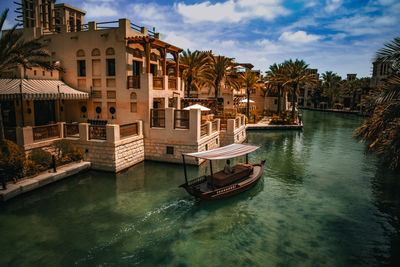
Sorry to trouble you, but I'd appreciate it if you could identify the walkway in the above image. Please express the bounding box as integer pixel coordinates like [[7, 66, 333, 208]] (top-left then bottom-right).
[[0, 161, 91, 201]]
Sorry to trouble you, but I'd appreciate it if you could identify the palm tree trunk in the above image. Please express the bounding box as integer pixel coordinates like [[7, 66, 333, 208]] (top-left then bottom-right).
[[291, 83, 298, 119], [277, 86, 281, 114]]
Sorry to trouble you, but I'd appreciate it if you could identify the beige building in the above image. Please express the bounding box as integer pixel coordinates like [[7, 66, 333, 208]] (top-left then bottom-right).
[[1, 0, 247, 171]]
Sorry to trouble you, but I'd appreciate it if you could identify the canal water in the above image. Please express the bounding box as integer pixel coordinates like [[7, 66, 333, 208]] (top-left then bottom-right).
[[1, 110, 400, 266]]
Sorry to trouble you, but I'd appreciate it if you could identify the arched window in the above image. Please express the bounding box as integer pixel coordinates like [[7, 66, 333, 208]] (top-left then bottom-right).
[[130, 92, 137, 113], [106, 47, 115, 55], [76, 49, 85, 57], [91, 48, 101, 56]]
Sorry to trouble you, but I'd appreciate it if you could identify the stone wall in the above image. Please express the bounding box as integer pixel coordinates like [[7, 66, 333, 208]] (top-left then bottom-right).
[[145, 132, 220, 165]]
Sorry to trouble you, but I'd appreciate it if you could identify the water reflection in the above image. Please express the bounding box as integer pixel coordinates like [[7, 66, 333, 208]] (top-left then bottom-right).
[[371, 165, 400, 266]]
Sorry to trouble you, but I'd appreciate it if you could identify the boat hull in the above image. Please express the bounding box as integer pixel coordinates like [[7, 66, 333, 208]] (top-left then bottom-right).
[[180, 160, 265, 201]]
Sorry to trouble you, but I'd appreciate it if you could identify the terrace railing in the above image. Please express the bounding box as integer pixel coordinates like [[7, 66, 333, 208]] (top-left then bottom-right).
[[211, 120, 218, 132], [127, 75, 140, 89], [33, 124, 60, 141], [150, 109, 165, 128], [168, 77, 177, 90], [89, 125, 106, 140], [153, 76, 164, 90], [64, 123, 79, 137], [235, 117, 241, 129], [200, 123, 208, 138], [174, 110, 189, 129], [120, 122, 138, 139]]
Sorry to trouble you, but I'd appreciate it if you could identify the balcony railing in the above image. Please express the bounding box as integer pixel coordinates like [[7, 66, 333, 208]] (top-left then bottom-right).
[[153, 76, 164, 90], [235, 117, 241, 129], [174, 110, 189, 129], [168, 77, 177, 90], [33, 124, 60, 141], [200, 123, 208, 137], [211, 120, 218, 132], [120, 122, 138, 139], [150, 109, 165, 128], [127, 75, 140, 89], [64, 123, 79, 137], [89, 125, 106, 140]]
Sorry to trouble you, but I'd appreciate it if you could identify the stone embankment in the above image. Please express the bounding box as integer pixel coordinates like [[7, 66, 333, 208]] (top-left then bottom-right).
[[246, 117, 303, 130], [0, 161, 91, 202]]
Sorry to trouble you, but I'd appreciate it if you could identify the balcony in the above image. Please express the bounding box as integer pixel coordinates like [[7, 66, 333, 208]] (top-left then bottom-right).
[[127, 75, 140, 89], [168, 77, 177, 90], [153, 76, 164, 90]]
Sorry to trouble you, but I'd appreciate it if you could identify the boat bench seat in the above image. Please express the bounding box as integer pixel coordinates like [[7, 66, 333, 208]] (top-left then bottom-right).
[[207, 165, 252, 187]]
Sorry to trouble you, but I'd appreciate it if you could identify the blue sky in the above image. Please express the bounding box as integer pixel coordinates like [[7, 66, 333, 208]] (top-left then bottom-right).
[[1, 0, 399, 78]]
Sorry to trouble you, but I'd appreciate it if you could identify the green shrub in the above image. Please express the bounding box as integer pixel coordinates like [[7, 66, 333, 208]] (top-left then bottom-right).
[[53, 140, 83, 165], [0, 139, 25, 182], [269, 111, 296, 125], [53, 139, 74, 159], [24, 159, 40, 177], [29, 148, 52, 171]]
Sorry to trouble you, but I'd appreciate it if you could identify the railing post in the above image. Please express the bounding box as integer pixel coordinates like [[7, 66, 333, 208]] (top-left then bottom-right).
[[227, 119, 235, 133], [216, 119, 221, 131], [0, 168, 6, 190], [138, 120, 143, 137], [79, 123, 89, 141], [20, 126, 33, 146], [88, 21, 97, 31], [165, 108, 174, 130], [190, 109, 201, 140], [58, 122, 65, 138], [207, 121, 212, 136], [106, 124, 120, 143]]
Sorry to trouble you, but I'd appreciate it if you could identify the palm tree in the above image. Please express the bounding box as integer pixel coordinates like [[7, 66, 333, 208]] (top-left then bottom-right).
[[283, 59, 318, 118], [204, 55, 235, 99], [355, 37, 400, 170], [179, 49, 210, 97], [321, 71, 342, 108], [0, 9, 57, 139], [266, 63, 288, 114], [238, 71, 260, 118]]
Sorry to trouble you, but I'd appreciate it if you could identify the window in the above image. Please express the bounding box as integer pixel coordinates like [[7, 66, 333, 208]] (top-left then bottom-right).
[[166, 146, 174, 155], [76, 49, 85, 57], [34, 70, 37, 76], [91, 48, 100, 56], [107, 90, 116, 99], [150, 64, 156, 76], [107, 59, 115, 76], [106, 47, 115, 55], [77, 60, 86, 77], [42, 71, 45, 76], [274, 99, 278, 105], [133, 60, 141, 76]]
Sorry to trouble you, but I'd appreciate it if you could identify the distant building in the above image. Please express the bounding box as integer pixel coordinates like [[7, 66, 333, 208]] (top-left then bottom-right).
[[370, 61, 392, 88]]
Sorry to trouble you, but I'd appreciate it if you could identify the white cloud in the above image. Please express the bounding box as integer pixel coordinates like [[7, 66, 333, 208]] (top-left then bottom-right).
[[279, 31, 322, 43], [325, 0, 343, 12], [82, 3, 118, 19], [176, 0, 290, 23]]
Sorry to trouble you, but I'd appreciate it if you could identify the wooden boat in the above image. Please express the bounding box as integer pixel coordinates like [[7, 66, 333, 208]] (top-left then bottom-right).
[[179, 143, 266, 200]]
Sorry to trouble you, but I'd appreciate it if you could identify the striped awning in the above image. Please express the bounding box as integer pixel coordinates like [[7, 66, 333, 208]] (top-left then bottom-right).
[[0, 78, 89, 101], [184, 143, 259, 160]]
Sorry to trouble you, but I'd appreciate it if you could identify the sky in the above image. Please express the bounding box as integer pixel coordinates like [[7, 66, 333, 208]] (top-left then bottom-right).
[[1, 0, 399, 78]]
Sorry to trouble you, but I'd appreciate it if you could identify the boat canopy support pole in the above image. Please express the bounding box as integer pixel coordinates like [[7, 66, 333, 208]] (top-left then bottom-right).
[[209, 160, 214, 189], [246, 154, 249, 164], [182, 154, 188, 185]]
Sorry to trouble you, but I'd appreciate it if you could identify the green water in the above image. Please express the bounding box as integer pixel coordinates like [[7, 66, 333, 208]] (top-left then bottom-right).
[[1, 110, 400, 266]]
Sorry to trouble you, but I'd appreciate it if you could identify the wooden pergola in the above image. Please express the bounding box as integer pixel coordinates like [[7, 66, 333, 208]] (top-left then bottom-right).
[[126, 36, 183, 77]]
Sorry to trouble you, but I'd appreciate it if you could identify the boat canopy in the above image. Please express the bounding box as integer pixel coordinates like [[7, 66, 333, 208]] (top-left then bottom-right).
[[184, 143, 259, 160]]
